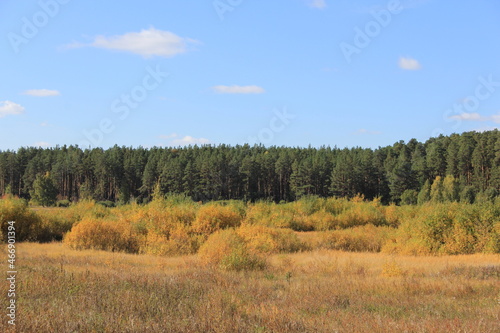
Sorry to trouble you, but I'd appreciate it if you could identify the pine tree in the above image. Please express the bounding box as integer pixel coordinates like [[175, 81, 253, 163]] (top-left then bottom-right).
[[31, 172, 58, 207]]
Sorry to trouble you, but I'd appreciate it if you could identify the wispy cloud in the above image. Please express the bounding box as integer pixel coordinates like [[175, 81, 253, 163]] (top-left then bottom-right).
[[212, 85, 265, 94], [353, 128, 382, 135], [159, 133, 210, 146], [23, 89, 60, 97], [306, 0, 327, 9], [474, 125, 500, 132], [0, 101, 25, 118], [398, 57, 422, 70], [449, 112, 500, 123], [66, 27, 198, 58], [34, 141, 50, 148], [171, 136, 210, 146]]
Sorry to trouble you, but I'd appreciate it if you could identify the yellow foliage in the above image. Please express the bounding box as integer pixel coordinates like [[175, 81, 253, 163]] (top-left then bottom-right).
[[142, 224, 199, 256], [319, 224, 393, 252], [198, 229, 266, 271], [192, 204, 241, 235], [0, 196, 41, 241], [64, 218, 140, 253], [236, 224, 306, 254], [303, 210, 337, 231]]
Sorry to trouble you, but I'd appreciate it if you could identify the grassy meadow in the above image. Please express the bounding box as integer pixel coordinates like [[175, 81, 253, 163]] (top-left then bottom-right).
[[0, 243, 498, 332], [0, 194, 499, 332]]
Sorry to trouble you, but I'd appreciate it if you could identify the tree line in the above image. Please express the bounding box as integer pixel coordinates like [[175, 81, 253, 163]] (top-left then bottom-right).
[[1, 130, 499, 205]]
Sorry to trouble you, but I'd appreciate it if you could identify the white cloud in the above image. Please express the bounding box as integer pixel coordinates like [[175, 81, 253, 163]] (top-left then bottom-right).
[[171, 136, 210, 146], [34, 141, 50, 147], [449, 112, 500, 123], [474, 126, 500, 132], [23, 89, 60, 97], [67, 27, 197, 58], [212, 85, 265, 94], [0, 101, 25, 118], [353, 128, 382, 135], [159, 133, 210, 146], [307, 0, 327, 9], [398, 57, 422, 70]]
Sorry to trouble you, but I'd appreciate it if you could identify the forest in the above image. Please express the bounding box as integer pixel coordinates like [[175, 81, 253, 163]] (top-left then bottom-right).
[[0, 130, 499, 205]]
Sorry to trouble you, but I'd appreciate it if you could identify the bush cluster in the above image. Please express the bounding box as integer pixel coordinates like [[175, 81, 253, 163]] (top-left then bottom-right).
[[2, 195, 499, 264]]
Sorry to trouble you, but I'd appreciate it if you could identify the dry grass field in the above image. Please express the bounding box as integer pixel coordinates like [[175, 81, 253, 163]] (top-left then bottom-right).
[[1, 242, 498, 333]]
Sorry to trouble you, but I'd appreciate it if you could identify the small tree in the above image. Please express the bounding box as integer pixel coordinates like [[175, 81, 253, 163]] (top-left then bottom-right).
[[460, 186, 476, 204], [401, 189, 418, 205], [417, 180, 431, 205], [442, 175, 460, 202], [31, 172, 58, 207], [430, 176, 444, 203]]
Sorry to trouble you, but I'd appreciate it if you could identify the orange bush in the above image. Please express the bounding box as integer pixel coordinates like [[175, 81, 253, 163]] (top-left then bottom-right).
[[319, 224, 394, 252], [142, 224, 200, 256], [64, 218, 140, 253], [236, 224, 306, 254], [191, 204, 241, 235], [198, 229, 266, 271]]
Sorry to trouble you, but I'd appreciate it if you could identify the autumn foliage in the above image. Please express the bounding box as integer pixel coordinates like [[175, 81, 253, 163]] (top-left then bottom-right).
[[1, 195, 499, 269]]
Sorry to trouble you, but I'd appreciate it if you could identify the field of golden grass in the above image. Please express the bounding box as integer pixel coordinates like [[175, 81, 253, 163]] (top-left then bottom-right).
[[1, 242, 498, 332]]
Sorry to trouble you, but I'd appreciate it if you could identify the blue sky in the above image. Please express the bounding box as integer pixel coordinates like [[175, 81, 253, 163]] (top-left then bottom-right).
[[1, 0, 500, 150]]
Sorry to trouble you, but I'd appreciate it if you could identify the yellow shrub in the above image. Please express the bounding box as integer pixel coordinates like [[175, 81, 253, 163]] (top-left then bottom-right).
[[319, 224, 393, 252], [192, 205, 241, 235], [0, 196, 41, 241], [304, 210, 338, 231], [64, 218, 140, 253], [198, 229, 266, 271], [142, 224, 199, 256], [244, 202, 273, 225], [236, 224, 306, 254], [383, 204, 400, 227], [323, 197, 351, 215], [335, 203, 386, 228], [146, 204, 196, 236]]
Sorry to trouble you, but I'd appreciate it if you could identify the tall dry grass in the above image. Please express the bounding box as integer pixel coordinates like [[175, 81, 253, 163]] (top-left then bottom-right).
[[1, 242, 498, 332]]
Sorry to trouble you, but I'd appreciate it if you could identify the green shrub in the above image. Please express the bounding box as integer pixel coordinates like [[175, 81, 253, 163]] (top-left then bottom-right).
[[97, 201, 115, 208], [56, 200, 71, 207]]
